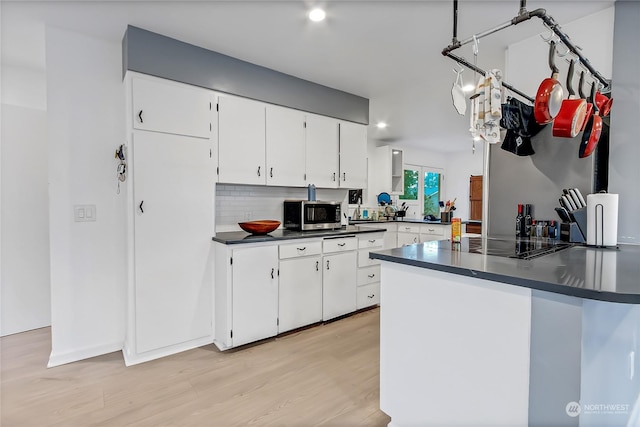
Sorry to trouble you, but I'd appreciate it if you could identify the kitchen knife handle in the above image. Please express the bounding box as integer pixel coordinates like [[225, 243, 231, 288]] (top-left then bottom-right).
[[574, 188, 587, 207]]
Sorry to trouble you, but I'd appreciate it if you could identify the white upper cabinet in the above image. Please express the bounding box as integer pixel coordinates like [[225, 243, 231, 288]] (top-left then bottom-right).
[[131, 74, 213, 139], [339, 121, 367, 189], [265, 105, 306, 187], [305, 114, 339, 188], [218, 95, 266, 185]]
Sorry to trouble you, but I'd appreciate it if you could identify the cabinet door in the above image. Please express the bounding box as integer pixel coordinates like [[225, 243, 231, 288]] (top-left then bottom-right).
[[322, 252, 357, 320], [279, 256, 322, 333], [218, 96, 266, 185], [305, 114, 339, 188], [266, 106, 306, 187], [133, 131, 214, 354], [132, 75, 212, 139], [339, 121, 367, 188], [397, 232, 420, 247], [232, 245, 279, 347]]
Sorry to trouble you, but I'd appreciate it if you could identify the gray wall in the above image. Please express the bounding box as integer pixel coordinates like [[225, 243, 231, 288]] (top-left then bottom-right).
[[488, 127, 594, 237], [609, 1, 640, 245], [122, 26, 369, 125]]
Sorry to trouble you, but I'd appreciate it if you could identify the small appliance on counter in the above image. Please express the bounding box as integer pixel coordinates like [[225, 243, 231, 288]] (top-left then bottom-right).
[[283, 200, 342, 231], [586, 192, 619, 247]]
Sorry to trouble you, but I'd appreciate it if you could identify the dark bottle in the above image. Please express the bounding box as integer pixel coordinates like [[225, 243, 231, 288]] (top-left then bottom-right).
[[524, 204, 533, 237], [516, 204, 524, 237]]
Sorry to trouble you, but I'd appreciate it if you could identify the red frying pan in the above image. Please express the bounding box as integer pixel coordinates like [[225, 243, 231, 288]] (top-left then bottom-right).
[[534, 41, 564, 124], [577, 70, 593, 132], [579, 83, 603, 158], [595, 91, 613, 117], [553, 59, 587, 138]]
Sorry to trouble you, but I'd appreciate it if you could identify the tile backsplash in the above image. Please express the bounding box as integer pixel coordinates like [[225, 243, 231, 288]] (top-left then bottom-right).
[[215, 184, 350, 232]]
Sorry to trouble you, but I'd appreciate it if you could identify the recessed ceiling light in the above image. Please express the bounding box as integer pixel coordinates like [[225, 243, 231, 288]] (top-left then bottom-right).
[[376, 122, 387, 129], [308, 8, 326, 22]]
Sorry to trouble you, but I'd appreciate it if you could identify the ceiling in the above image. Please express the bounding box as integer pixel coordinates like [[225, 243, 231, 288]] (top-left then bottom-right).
[[1, 0, 614, 152]]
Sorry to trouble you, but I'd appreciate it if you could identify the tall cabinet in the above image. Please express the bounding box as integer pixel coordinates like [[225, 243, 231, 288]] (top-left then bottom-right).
[[124, 72, 216, 365]]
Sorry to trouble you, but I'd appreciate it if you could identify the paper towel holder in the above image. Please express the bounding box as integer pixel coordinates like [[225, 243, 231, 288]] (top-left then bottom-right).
[[585, 191, 620, 249]]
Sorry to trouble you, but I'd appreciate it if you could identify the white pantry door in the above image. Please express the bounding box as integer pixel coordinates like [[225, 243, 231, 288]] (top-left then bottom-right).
[[133, 131, 214, 354]]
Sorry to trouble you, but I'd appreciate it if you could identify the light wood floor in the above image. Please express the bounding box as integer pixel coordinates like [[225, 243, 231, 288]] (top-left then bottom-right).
[[1, 307, 390, 426]]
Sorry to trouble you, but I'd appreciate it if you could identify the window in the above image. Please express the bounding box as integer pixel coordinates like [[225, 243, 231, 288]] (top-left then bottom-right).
[[400, 165, 443, 217]]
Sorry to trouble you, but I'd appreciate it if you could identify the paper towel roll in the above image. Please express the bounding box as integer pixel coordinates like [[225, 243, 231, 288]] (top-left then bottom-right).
[[586, 193, 619, 246]]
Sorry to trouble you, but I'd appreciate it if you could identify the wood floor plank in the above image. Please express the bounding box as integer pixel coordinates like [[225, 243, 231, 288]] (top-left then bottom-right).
[[1, 307, 389, 426]]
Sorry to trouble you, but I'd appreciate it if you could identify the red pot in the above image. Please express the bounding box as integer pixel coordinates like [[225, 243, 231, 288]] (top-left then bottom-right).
[[594, 91, 613, 117], [579, 83, 603, 158], [553, 60, 588, 138], [534, 42, 564, 124]]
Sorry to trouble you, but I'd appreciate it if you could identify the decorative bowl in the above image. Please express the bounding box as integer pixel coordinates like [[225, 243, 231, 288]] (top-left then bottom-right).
[[238, 220, 281, 235]]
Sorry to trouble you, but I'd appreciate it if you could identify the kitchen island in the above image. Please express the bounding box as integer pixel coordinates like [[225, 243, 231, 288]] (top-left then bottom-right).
[[370, 238, 640, 427]]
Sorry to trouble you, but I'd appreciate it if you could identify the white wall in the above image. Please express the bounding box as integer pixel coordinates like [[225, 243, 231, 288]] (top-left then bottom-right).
[[46, 27, 127, 366], [367, 140, 483, 221], [1, 104, 51, 336], [1, 59, 51, 336]]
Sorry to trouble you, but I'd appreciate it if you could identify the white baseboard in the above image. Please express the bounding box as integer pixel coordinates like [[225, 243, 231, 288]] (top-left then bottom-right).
[[122, 335, 214, 366], [48, 341, 123, 368]]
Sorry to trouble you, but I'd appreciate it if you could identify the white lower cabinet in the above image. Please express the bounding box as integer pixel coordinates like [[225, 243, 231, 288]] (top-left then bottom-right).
[[322, 236, 357, 321], [357, 233, 383, 309], [278, 241, 323, 333], [214, 244, 279, 350]]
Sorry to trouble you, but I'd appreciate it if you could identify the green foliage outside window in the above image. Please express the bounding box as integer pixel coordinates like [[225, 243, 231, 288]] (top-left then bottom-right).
[[423, 172, 441, 217], [399, 169, 418, 200]]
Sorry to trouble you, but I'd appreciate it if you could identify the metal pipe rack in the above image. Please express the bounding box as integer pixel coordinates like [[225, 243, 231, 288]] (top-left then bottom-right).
[[442, 0, 612, 102]]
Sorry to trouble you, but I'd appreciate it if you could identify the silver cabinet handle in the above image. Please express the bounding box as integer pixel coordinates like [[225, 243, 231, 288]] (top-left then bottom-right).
[[368, 239, 376, 243], [367, 274, 376, 278], [257, 166, 261, 177], [338, 243, 346, 247], [428, 228, 435, 232]]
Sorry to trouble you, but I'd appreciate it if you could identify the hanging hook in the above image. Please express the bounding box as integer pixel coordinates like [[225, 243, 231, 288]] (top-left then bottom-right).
[[472, 34, 479, 56]]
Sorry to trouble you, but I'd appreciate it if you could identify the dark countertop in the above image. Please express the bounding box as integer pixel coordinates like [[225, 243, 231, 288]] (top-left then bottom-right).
[[212, 225, 386, 245], [350, 219, 451, 225], [369, 237, 640, 304]]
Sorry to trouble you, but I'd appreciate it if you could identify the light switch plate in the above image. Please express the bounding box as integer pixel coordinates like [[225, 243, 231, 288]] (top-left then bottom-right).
[[74, 204, 96, 222]]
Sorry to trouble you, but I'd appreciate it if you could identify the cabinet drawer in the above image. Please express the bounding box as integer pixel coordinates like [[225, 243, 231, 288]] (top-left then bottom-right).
[[357, 283, 380, 309], [358, 249, 381, 267], [279, 241, 322, 259], [398, 224, 421, 233], [323, 236, 357, 253], [421, 224, 445, 237], [357, 266, 380, 286], [358, 233, 384, 249]]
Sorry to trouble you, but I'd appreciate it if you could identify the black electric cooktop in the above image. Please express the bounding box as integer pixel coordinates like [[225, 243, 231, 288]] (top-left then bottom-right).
[[467, 237, 573, 260]]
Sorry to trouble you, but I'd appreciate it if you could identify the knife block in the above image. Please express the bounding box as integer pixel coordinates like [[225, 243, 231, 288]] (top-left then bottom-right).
[[569, 207, 588, 241], [560, 222, 585, 243]]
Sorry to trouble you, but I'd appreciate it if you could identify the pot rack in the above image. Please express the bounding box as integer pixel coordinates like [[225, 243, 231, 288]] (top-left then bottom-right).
[[442, 0, 612, 103]]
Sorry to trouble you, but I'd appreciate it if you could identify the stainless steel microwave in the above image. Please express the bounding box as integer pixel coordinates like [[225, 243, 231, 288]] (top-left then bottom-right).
[[283, 200, 342, 231]]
